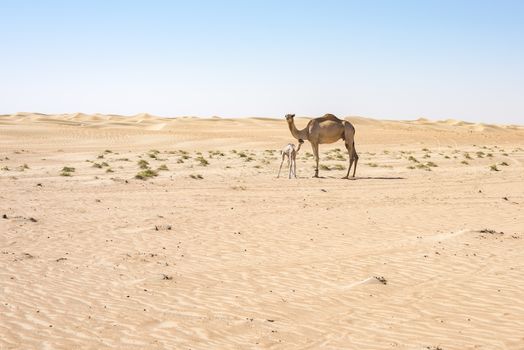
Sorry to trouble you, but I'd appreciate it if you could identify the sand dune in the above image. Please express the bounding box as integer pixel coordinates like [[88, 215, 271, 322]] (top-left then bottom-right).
[[1, 113, 523, 349]]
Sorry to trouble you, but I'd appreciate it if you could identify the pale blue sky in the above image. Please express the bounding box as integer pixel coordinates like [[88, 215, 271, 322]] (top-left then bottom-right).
[[1, 0, 523, 124]]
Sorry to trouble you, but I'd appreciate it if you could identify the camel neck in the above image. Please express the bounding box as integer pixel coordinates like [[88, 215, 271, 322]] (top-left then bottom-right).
[[288, 120, 308, 140]]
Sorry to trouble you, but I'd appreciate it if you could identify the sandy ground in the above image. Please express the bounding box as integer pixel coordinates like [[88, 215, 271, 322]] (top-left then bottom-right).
[[1, 112, 523, 350]]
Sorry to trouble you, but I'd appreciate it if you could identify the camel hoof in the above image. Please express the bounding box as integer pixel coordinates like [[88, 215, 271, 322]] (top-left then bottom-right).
[[342, 176, 349, 179]]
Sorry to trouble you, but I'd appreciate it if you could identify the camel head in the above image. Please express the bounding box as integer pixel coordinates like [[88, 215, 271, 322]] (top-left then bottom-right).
[[285, 114, 295, 123]]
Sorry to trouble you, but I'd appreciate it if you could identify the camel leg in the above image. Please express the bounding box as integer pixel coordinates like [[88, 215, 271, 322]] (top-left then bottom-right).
[[343, 123, 357, 179], [352, 144, 359, 177], [344, 141, 358, 178], [277, 154, 285, 178], [343, 141, 353, 179], [293, 157, 297, 178], [311, 142, 320, 178], [288, 155, 293, 179]]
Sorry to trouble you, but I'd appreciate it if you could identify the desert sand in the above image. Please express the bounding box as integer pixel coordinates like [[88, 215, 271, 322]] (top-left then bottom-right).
[[1, 112, 523, 349]]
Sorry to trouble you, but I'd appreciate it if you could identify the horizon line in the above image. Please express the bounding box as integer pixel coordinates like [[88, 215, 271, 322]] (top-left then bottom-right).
[[2, 111, 523, 127]]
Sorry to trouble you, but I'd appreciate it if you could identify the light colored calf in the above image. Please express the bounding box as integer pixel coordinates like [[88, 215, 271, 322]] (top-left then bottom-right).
[[277, 140, 303, 179]]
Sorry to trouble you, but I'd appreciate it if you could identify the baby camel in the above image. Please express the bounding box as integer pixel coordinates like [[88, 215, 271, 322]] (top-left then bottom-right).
[[277, 140, 303, 179]]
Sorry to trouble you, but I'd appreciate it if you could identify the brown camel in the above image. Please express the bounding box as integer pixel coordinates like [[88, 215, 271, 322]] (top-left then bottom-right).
[[285, 113, 358, 178]]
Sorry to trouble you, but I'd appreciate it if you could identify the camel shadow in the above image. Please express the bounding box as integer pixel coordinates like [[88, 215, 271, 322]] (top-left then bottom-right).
[[297, 176, 405, 180], [347, 176, 405, 180]]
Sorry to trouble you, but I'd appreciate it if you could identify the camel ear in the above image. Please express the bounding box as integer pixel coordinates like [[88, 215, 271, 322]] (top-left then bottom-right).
[[291, 114, 295, 118]]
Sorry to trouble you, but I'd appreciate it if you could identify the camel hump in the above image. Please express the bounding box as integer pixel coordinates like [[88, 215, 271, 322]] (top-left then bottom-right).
[[320, 113, 341, 122]]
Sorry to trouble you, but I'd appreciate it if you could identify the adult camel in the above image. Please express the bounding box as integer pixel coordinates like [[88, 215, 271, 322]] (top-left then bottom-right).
[[285, 113, 358, 178]]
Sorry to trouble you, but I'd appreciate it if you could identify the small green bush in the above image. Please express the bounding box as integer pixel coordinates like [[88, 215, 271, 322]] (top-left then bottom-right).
[[196, 156, 209, 166], [138, 160, 149, 169], [135, 169, 158, 180]]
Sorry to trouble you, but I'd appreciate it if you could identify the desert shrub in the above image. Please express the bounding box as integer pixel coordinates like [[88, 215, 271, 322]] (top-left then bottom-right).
[[60, 166, 75, 176], [196, 156, 209, 166], [209, 150, 225, 157], [138, 160, 149, 169], [135, 169, 158, 179], [330, 164, 345, 170], [326, 153, 345, 161]]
